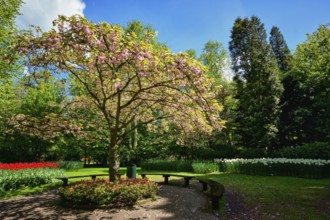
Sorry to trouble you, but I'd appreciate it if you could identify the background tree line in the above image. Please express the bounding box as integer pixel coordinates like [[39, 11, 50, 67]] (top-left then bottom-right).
[[0, 0, 329, 163]]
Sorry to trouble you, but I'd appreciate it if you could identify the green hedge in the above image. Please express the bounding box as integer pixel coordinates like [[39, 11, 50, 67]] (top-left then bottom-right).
[[140, 159, 219, 174], [272, 142, 330, 160], [57, 161, 84, 170]]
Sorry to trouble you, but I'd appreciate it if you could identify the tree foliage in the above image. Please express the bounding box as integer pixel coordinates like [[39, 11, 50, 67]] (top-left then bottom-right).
[[281, 24, 330, 145], [229, 16, 282, 149], [269, 26, 293, 72], [0, 0, 22, 78], [14, 15, 223, 180]]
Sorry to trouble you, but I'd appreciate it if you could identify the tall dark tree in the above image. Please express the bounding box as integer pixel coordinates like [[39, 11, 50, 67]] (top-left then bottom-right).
[[229, 16, 283, 149], [269, 26, 296, 146], [269, 26, 292, 72]]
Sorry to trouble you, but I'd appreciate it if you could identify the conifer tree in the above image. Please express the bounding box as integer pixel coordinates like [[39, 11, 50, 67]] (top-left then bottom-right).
[[270, 26, 292, 72], [229, 16, 282, 149], [269, 26, 295, 146]]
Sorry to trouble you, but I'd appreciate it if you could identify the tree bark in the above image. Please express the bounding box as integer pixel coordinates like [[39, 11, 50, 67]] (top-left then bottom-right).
[[109, 133, 120, 181], [133, 120, 138, 150]]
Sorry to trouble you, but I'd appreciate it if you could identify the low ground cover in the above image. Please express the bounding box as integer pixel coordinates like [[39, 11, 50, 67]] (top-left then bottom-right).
[[59, 178, 158, 207]]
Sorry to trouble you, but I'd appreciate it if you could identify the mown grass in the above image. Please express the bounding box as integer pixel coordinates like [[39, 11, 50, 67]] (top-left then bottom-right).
[[204, 173, 330, 220], [1, 167, 329, 220]]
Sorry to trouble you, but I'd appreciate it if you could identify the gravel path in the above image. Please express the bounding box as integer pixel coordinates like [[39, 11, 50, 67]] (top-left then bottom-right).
[[0, 181, 262, 220]]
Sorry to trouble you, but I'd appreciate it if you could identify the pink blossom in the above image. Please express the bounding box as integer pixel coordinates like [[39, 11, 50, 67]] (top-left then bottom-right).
[[138, 71, 149, 77], [200, 87, 207, 94], [144, 52, 152, 59], [210, 116, 216, 122], [121, 49, 130, 59], [98, 55, 107, 62], [194, 81, 201, 86], [53, 37, 60, 43], [84, 26, 92, 35], [136, 54, 144, 61], [114, 82, 121, 89], [191, 67, 201, 75], [95, 40, 102, 46]]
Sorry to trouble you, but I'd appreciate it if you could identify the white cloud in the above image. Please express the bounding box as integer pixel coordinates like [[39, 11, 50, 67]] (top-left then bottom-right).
[[15, 0, 85, 31]]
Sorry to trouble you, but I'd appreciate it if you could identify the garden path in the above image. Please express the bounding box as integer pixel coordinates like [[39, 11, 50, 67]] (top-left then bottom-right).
[[0, 180, 262, 220]]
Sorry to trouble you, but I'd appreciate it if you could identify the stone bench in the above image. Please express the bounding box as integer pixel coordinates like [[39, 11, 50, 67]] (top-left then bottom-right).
[[196, 178, 225, 210], [57, 173, 122, 187], [140, 173, 195, 187]]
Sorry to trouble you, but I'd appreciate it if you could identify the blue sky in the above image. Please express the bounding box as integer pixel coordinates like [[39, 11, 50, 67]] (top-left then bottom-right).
[[16, 0, 330, 56], [82, 0, 330, 56]]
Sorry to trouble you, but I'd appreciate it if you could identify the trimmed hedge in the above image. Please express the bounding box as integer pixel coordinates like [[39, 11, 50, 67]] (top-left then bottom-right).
[[140, 159, 219, 174]]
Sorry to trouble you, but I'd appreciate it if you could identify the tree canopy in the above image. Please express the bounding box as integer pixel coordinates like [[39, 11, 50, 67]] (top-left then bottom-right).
[[14, 15, 223, 180]]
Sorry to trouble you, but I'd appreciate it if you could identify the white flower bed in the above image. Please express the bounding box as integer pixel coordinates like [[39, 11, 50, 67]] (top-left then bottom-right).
[[214, 158, 330, 179]]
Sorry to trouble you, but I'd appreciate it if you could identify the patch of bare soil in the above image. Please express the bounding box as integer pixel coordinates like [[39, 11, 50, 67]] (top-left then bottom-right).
[[0, 180, 264, 220]]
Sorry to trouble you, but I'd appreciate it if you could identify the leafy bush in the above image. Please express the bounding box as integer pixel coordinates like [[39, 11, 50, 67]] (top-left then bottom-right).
[[58, 161, 84, 170], [141, 159, 219, 174], [59, 178, 158, 207], [236, 147, 266, 159], [215, 158, 330, 179], [272, 142, 330, 160], [191, 161, 219, 174], [140, 159, 194, 172], [0, 168, 65, 191]]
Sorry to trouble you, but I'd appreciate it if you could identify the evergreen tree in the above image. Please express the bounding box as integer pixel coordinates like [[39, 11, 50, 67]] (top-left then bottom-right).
[[229, 16, 283, 149], [270, 26, 293, 72], [269, 26, 296, 146]]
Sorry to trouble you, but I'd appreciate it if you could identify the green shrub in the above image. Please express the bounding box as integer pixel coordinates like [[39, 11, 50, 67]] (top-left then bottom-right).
[[273, 142, 330, 160], [59, 178, 158, 207], [140, 159, 194, 172], [0, 168, 64, 191], [141, 159, 219, 174], [192, 161, 219, 174], [58, 161, 84, 170], [236, 147, 266, 159]]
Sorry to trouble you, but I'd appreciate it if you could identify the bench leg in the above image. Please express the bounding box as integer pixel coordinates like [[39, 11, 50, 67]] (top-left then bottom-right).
[[91, 175, 96, 180], [211, 196, 220, 210], [163, 175, 169, 184], [184, 177, 190, 187], [202, 182, 208, 191], [141, 174, 146, 179], [62, 178, 68, 187]]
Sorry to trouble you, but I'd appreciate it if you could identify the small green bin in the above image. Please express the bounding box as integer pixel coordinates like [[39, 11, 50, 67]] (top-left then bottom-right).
[[126, 163, 136, 178]]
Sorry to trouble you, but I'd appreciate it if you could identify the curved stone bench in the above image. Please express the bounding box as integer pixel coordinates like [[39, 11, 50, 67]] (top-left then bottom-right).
[[140, 173, 225, 210], [57, 173, 122, 187], [196, 178, 225, 210], [140, 173, 195, 187]]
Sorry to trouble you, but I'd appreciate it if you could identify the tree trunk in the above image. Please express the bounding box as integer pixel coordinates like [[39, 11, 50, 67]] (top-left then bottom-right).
[[109, 133, 120, 181], [133, 120, 138, 150], [128, 122, 132, 149]]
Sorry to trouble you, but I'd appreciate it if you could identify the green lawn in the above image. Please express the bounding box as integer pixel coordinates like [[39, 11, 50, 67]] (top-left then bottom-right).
[[1, 168, 329, 219], [205, 173, 330, 220]]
